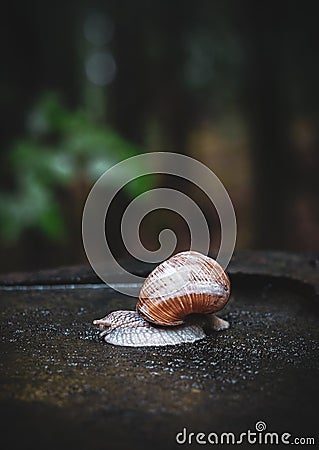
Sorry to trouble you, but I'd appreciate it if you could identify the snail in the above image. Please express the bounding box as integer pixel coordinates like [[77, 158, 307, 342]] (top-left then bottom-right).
[[93, 251, 231, 347]]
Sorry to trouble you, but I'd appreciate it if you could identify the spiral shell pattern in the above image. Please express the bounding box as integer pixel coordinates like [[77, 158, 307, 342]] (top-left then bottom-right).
[[137, 251, 230, 326]]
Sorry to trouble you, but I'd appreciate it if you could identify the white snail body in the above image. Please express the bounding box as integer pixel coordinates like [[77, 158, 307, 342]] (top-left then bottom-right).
[[93, 251, 231, 347]]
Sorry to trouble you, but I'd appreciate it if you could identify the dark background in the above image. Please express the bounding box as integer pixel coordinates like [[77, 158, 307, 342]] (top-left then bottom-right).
[[1, 0, 319, 273]]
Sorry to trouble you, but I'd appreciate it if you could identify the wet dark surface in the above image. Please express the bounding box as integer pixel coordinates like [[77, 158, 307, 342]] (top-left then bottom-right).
[[0, 275, 319, 450]]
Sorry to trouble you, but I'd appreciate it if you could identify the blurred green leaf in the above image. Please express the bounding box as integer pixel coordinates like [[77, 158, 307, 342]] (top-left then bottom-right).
[[38, 201, 66, 240], [0, 93, 153, 243]]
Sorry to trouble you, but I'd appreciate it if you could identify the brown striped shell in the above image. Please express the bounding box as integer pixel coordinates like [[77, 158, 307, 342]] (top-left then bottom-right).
[[136, 250, 230, 326]]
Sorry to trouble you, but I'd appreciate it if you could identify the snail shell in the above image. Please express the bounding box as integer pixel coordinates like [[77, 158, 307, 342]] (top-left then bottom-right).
[[93, 251, 230, 347], [137, 251, 230, 325]]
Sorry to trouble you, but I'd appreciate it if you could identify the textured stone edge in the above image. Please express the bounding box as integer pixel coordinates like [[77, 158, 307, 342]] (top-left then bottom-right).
[[0, 250, 318, 299]]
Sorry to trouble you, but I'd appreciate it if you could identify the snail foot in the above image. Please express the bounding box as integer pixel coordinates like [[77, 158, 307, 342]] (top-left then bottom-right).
[[209, 314, 230, 331]]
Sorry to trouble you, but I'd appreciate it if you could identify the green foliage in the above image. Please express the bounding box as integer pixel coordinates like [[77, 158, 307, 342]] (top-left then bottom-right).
[[0, 93, 151, 242]]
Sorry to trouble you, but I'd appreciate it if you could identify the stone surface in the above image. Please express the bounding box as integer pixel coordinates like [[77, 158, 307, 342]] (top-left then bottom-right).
[[1, 250, 318, 296], [0, 251, 318, 449]]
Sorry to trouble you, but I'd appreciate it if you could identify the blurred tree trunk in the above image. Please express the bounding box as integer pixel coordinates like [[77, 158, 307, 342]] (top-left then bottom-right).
[[237, 1, 291, 249], [108, 1, 149, 145], [109, 0, 196, 153]]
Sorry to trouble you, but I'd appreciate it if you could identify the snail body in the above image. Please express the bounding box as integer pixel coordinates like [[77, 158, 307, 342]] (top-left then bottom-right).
[[93, 251, 230, 347], [95, 310, 207, 347]]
